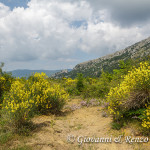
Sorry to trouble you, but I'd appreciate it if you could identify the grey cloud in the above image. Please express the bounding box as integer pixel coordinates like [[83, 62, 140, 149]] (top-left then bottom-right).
[[10, 52, 37, 61], [85, 0, 150, 26], [55, 0, 150, 26]]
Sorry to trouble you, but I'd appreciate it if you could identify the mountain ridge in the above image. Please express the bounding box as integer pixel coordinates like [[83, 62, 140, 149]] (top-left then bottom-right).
[[54, 36, 150, 78]]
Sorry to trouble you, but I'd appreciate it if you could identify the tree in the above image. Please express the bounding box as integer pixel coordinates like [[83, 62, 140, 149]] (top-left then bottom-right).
[[76, 73, 84, 93], [0, 62, 4, 75]]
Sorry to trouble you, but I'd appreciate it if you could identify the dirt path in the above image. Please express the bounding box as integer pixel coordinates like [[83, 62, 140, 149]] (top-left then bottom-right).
[[12, 99, 150, 150]]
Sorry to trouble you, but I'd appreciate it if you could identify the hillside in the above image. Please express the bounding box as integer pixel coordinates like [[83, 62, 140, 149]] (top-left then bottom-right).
[[54, 37, 150, 78], [8, 69, 62, 78]]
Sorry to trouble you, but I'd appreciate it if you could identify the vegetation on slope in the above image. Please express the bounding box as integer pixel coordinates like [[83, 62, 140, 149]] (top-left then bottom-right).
[[0, 55, 150, 148], [54, 37, 150, 78]]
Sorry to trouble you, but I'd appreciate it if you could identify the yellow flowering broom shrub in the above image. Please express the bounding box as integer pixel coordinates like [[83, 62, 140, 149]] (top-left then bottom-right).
[[2, 80, 32, 128], [142, 105, 150, 129], [0, 76, 6, 90], [0, 73, 13, 105], [0, 76, 6, 108], [64, 78, 79, 95], [107, 62, 150, 128], [28, 73, 68, 113], [65, 78, 76, 86], [2, 73, 68, 130]]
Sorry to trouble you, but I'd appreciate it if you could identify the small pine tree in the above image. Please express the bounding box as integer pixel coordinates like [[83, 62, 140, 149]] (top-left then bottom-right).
[[76, 73, 84, 93]]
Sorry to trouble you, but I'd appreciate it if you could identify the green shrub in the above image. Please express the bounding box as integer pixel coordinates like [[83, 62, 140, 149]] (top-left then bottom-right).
[[82, 71, 111, 98], [76, 73, 84, 93], [111, 122, 123, 130]]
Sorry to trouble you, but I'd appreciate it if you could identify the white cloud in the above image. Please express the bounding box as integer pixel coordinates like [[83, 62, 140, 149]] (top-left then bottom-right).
[[0, 0, 150, 71], [78, 21, 146, 55], [57, 58, 78, 62]]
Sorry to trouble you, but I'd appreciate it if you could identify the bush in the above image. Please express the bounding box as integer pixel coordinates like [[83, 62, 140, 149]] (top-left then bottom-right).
[[0, 63, 13, 104], [82, 83, 109, 99], [2, 80, 35, 129], [142, 105, 150, 129], [0, 76, 6, 98], [64, 78, 79, 96], [111, 122, 123, 130], [107, 62, 150, 127], [28, 73, 68, 113], [1, 73, 68, 132], [82, 71, 112, 99]]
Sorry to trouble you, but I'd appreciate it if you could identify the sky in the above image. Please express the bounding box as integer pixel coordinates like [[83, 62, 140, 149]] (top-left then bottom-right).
[[0, 0, 150, 71]]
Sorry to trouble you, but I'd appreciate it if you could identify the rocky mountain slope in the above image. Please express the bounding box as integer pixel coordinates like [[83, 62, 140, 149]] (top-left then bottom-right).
[[54, 37, 150, 78]]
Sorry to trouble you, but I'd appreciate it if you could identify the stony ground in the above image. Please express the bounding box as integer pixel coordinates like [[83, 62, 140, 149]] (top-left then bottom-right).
[[2, 99, 150, 150]]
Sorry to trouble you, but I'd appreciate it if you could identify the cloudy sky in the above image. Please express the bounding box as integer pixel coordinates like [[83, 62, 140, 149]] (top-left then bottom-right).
[[0, 0, 150, 71]]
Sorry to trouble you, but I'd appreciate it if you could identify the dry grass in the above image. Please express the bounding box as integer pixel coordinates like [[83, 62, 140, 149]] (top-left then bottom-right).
[[121, 91, 150, 111]]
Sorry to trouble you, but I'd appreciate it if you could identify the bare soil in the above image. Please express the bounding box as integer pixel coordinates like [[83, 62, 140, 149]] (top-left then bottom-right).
[[3, 99, 150, 150]]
